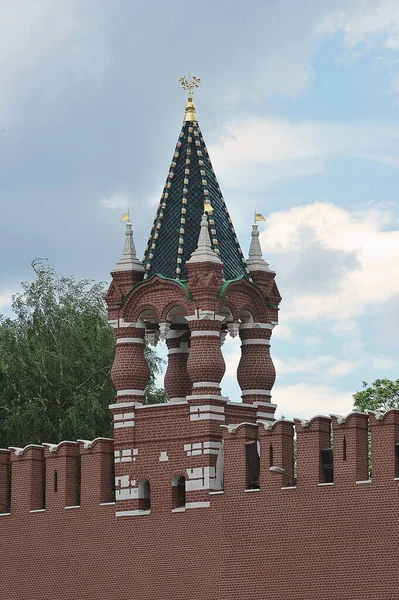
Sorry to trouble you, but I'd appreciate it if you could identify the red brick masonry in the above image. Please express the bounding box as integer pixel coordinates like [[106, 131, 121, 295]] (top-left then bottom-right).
[[1, 409, 399, 600]]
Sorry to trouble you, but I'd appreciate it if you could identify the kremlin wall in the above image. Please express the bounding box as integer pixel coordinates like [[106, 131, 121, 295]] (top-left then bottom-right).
[[0, 80, 398, 599]]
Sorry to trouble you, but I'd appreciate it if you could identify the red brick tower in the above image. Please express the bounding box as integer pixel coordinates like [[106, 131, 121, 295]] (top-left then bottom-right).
[[105, 76, 281, 515]]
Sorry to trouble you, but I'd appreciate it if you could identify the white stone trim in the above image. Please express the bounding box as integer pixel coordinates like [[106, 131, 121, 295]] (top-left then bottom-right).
[[65, 505, 80, 510], [108, 319, 118, 328], [190, 404, 225, 413], [186, 310, 224, 322], [209, 491, 224, 495], [240, 322, 273, 330], [190, 330, 220, 337], [117, 389, 145, 397], [159, 451, 169, 462], [241, 338, 270, 346], [109, 401, 139, 410], [185, 501, 210, 509], [256, 413, 275, 420], [168, 398, 188, 404], [116, 337, 144, 344], [114, 421, 135, 429], [356, 480, 372, 484], [115, 510, 151, 517], [113, 411, 136, 429], [318, 483, 334, 487], [171, 506, 186, 513], [187, 395, 228, 402], [192, 382, 220, 388], [168, 347, 190, 354], [99, 502, 116, 506], [119, 319, 145, 329], [253, 401, 278, 409], [244, 488, 261, 493], [29, 509, 45, 513], [242, 389, 271, 396], [0, 513, 11, 517], [191, 413, 225, 421]]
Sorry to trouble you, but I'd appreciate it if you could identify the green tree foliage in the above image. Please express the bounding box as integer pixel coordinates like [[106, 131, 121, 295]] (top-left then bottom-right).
[[0, 259, 166, 448], [353, 379, 399, 413]]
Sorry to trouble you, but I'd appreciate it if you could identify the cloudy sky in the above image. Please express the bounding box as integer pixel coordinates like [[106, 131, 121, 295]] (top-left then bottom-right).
[[1, 0, 398, 419]]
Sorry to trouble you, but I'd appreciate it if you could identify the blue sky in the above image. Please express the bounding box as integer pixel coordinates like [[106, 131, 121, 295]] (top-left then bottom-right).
[[1, 0, 398, 419]]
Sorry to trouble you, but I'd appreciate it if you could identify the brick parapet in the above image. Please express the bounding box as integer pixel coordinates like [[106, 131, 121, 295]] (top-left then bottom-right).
[[44, 441, 80, 509], [79, 438, 114, 506], [295, 416, 332, 486], [259, 419, 295, 488], [9, 445, 45, 513], [369, 409, 399, 481], [331, 412, 369, 483]]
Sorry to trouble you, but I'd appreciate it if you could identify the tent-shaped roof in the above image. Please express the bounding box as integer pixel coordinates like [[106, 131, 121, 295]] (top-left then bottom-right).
[[142, 96, 249, 281]]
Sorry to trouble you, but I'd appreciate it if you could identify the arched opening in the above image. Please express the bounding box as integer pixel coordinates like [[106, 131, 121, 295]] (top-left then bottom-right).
[[219, 305, 241, 402], [172, 475, 186, 510], [137, 309, 167, 403], [138, 479, 151, 511]]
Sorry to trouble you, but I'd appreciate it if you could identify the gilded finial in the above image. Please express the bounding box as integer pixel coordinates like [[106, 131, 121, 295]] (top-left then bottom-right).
[[179, 73, 201, 97], [204, 199, 213, 214], [179, 73, 200, 122]]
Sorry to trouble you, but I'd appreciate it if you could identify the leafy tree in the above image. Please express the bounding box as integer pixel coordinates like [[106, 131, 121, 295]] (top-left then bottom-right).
[[353, 379, 399, 413], [0, 259, 166, 448]]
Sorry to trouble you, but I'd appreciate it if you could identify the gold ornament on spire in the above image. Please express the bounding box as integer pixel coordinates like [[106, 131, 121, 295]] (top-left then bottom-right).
[[179, 73, 201, 97], [204, 199, 213, 214], [179, 73, 200, 122]]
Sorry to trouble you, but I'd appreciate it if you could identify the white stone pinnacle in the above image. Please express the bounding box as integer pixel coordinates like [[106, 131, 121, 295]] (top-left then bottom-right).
[[113, 223, 144, 273], [246, 224, 271, 272], [187, 214, 222, 264]]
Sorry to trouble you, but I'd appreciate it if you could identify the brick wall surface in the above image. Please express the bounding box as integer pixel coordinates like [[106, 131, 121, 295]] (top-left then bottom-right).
[[1, 410, 399, 600]]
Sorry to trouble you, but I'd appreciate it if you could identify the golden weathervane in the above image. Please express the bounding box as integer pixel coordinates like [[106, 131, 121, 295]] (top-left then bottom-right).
[[179, 73, 201, 98]]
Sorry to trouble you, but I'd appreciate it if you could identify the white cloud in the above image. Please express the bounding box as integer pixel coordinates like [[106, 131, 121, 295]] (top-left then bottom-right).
[[273, 382, 354, 421], [274, 355, 363, 379], [100, 194, 131, 211], [260, 201, 399, 323], [0, 293, 12, 310], [209, 117, 399, 188], [319, 0, 399, 49], [273, 323, 293, 342]]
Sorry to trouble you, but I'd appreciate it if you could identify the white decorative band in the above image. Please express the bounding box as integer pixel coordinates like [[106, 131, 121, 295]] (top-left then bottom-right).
[[241, 339, 270, 345], [193, 382, 220, 388], [108, 319, 118, 328], [116, 337, 144, 344], [190, 404, 225, 413], [242, 389, 272, 396], [168, 397, 188, 403], [115, 509, 151, 517], [239, 322, 273, 330], [168, 348, 190, 354], [114, 421, 135, 428], [117, 390, 145, 397], [256, 412, 275, 420], [185, 501, 211, 509], [187, 394, 228, 402], [190, 330, 220, 337], [109, 401, 138, 410]]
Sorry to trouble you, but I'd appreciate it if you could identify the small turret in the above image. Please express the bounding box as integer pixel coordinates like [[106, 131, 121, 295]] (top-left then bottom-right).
[[246, 223, 271, 273], [113, 219, 144, 274]]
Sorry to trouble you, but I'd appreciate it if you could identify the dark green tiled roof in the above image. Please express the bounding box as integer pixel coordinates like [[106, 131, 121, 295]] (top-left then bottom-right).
[[143, 118, 250, 281]]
